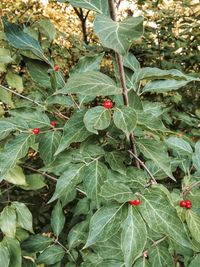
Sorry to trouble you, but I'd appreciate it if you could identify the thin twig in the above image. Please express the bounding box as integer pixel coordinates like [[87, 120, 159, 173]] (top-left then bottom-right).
[[108, 0, 140, 168], [128, 150, 157, 184], [0, 84, 44, 108], [55, 240, 77, 265], [182, 180, 200, 197]]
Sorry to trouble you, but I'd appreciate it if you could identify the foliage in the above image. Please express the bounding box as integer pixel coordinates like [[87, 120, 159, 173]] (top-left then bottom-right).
[[0, 0, 200, 267]]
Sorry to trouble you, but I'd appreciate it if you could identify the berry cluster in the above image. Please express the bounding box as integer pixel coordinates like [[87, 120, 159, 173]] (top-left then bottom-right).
[[180, 199, 192, 209], [32, 121, 57, 135], [129, 199, 141, 206]]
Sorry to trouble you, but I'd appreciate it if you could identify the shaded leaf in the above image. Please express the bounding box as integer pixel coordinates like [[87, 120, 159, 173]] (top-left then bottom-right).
[[51, 200, 65, 237], [3, 237, 21, 267], [0, 243, 10, 267], [12, 202, 33, 233], [36, 245, 65, 265], [21, 234, 53, 252]]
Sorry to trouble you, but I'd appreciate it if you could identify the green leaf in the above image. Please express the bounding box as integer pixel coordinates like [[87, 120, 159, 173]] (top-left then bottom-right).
[[51, 201, 65, 237], [3, 237, 21, 267], [83, 161, 107, 207], [121, 206, 147, 267], [36, 245, 65, 265], [37, 18, 56, 41], [134, 257, 150, 267], [57, 71, 121, 96], [6, 71, 24, 93], [186, 210, 200, 244], [192, 141, 200, 171], [113, 106, 137, 135], [105, 151, 126, 175], [0, 86, 14, 107], [22, 258, 37, 267], [0, 243, 10, 267], [0, 206, 16, 237], [136, 111, 167, 132], [3, 19, 45, 60], [0, 120, 17, 140], [39, 131, 61, 165], [149, 245, 173, 267], [70, 54, 104, 75], [10, 108, 50, 128], [0, 133, 35, 179], [133, 67, 188, 83], [12, 202, 33, 233], [84, 204, 125, 247], [100, 180, 133, 203], [68, 221, 88, 249], [0, 54, 13, 64], [136, 139, 175, 180], [21, 234, 53, 252], [55, 111, 91, 155], [94, 15, 143, 55], [84, 106, 111, 134], [4, 165, 27, 185], [60, 0, 108, 14], [48, 163, 84, 203], [143, 78, 197, 93], [138, 187, 193, 249], [189, 254, 200, 267], [20, 174, 46, 191], [165, 137, 193, 155], [123, 53, 140, 72]]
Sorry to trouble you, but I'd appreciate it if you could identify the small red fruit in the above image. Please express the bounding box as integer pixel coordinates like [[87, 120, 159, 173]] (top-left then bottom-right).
[[180, 200, 186, 207], [103, 100, 113, 109], [32, 128, 40, 134], [50, 121, 57, 127], [129, 199, 141, 206], [53, 65, 59, 71], [185, 199, 191, 205], [186, 203, 192, 209]]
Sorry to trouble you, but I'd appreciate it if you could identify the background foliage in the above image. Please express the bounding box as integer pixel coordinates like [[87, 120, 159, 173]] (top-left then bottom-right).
[[0, 0, 200, 266]]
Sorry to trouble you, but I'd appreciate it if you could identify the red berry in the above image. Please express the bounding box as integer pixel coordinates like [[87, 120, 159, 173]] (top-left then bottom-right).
[[129, 199, 141, 206], [103, 100, 113, 109], [180, 200, 186, 207], [186, 203, 192, 209], [185, 199, 191, 205], [32, 128, 40, 134], [50, 121, 57, 127], [53, 65, 59, 71]]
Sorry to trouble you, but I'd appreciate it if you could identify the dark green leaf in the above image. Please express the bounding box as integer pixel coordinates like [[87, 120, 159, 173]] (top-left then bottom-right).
[[68, 221, 88, 249], [3, 237, 21, 267], [0, 243, 10, 267], [149, 245, 173, 267], [105, 151, 126, 175], [36, 245, 65, 265], [123, 53, 140, 72], [12, 202, 33, 233], [165, 137, 193, 155], [51, 201, 65, 237], [21, 234, 53, 252]]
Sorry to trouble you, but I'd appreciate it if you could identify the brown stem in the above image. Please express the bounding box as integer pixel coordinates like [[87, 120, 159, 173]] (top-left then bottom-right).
[[108, 0, 140, 168], [128, 150, 157, 184], [73, 7, 89, 44]]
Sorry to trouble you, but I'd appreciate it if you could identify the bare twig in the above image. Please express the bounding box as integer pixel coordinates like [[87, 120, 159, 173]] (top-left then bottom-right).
[[108, 0, 140, 168], [128, 150, 157, 184]]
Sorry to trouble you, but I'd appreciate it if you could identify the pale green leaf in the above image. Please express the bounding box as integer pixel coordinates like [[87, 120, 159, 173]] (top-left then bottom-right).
[[94, 15, 143, 55], [48, 163, 84, 203], [38, 18, 56, 41], [36, 245, 65, 265], [57, 71, 121, 96], [166, 137, 193, 155], [123, 53, 140, 72], [6, 71, 24, 93], [100, 180, 133, 203], [121, 206, 147, 267], [0, 243, 10, 267], [84, 204, 125, 247], [0, 120, 17, 141], [0, 86, 14, 107], [21, 234, 53, 252], [68, 221, 88, 249], [136, 139, 175, 180], [3, 237, 21, 267], [55, 111, 91, 155], [134, 258, 150, 267], [84, 106, 111, 134], [51, 201, 65, 237], [59, 0, 108, 14], [12, 202, 33, 233], [0, 206, 16, 237], [186, 210, 200, 244], [70, 54, 104, 75], [0, 54, 13, 64], [0, 134, 35, 179], [149, 245, 173, 267], [189, 254, 200, 267], [4, 165, 27, 185], [113, 106, 137, 135], [20, 174, 46, 191], [138, 187, 193, 249], [83, 161, 107, 207], [105, 151, 126, 175], [39, 131, 61, 165]]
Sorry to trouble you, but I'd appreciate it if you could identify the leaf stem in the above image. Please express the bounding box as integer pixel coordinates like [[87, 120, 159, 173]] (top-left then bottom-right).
[[55, 239, 77, 265], [0, 84, 44, 108], [108, 0, 140, 168], [128, 150, 157, 184]]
